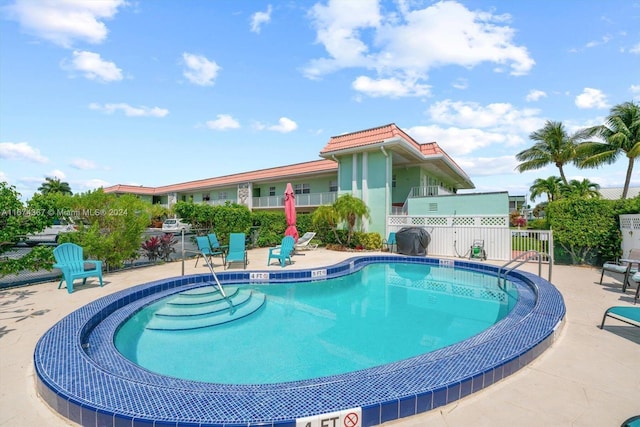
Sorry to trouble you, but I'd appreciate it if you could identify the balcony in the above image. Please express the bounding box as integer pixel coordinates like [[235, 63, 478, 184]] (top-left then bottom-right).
[[252, 191, 337, 209], [408, 186, 453, 198]]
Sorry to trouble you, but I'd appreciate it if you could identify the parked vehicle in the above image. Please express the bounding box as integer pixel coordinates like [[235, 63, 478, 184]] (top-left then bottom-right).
[[162, 218, 191, 233], [24, 219, 78, 245]]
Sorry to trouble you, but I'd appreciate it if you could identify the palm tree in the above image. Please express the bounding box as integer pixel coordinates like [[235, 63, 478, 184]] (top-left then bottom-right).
[[516, 121, 583, 185], [529, 176, 562, 203], [332, 194, 371, 246], [559, 179, 601, 199], [577, 101, 640, 199], [38, 177, 73, 195]]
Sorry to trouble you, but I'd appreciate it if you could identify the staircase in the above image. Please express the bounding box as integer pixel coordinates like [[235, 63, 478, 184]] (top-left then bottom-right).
[[146, 284, 266, 331]]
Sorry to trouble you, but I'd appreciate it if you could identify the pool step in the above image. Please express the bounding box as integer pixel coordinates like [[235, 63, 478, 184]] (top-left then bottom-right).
[[156, 289, 251, 317], [167, 286, 239, 305], [146, 287, 266, 331]]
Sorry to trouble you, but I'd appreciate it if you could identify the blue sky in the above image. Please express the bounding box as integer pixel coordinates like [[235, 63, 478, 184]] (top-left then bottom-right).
[[1, 0, 638, 203]]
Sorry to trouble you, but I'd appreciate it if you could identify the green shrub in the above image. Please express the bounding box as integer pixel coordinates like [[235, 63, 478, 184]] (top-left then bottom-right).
[[547, 198, 623, 265], [353, 232, 383, 250]]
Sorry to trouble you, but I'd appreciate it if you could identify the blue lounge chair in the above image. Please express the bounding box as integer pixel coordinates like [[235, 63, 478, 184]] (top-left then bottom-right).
[[600, 306, 640, 329], [268, 236, 295, 267], [383, 232, 397, 253], [195, 236, 225, 267], [225, 233, 247, 269], [207, 233, 228, 254], [53, 243, 103, 294]]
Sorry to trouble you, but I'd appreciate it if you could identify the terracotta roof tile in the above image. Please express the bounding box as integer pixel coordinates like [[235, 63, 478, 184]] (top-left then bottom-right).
[[104, 159, 337, 195]]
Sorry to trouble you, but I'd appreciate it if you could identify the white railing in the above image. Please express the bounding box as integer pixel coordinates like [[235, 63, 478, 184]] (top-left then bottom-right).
[[204, 199, 237, 206], [386, 215, 553, 264], [408, 186, 454, 198], [252, 191, 337, 208]]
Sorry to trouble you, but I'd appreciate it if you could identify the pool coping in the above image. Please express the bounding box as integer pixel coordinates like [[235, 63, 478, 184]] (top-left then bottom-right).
[[34, 256, 566, 427]]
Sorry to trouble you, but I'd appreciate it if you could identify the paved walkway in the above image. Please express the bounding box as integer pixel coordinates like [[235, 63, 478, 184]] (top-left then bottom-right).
[[0, 248, 638, 426]]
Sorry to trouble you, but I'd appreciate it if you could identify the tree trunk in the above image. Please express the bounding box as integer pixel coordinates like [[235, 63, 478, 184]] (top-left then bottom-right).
[[622, 156, 634, 199]]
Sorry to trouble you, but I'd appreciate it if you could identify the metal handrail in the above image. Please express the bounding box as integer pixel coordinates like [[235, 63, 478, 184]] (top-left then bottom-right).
[[497, 250, 542, 286]]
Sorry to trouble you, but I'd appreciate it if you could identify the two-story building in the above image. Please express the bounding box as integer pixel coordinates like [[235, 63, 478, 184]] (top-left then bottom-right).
[[104, 123, 509, 236]]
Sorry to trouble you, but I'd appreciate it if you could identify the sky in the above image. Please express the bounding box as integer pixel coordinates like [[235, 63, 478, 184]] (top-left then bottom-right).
[[1, 0, 639, 204]]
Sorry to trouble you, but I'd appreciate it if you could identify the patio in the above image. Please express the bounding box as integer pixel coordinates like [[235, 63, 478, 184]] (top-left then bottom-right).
[[0, 247, 638, 426]]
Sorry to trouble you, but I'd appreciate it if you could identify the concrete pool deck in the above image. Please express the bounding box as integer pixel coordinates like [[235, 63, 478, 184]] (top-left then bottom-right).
[[1, 248, 638, 426]]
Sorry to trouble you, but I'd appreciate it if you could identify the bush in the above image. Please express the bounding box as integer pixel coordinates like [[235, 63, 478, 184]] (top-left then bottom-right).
[[546, 198, 631, 265], [353, 232, 383, 250]]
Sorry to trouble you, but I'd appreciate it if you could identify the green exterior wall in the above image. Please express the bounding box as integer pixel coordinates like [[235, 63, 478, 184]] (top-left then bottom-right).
[[407, 192, 509, 216], [364, 151, 389, 235], [392, 166, 420, 204]]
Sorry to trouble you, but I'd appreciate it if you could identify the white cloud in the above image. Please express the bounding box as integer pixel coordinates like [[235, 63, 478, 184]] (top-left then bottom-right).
[[206, 114, 240, 130], [5, 0, 126, 48], [63, 50, 123, 82], [0, 171, 9, 183], [407, 124, 516, 156], [452, 78, 468, 90], [426, 100, 543, 135], [585, 35, 612, 49], [182, 53, 221, 86], [630, 84, 640, 97], [525, 89, 547, 102], [0, 142, 48, 163], [89, 103, 169, 117], [575, 88, 610, 109], [69, 158, 97, 170], [77, 178, 110, 191], [49, 169, 66, 179], [456, 155, 520, 176], [630, 43, 640, 54], [250, 5, 272, 33], [265, 117, 298, 133], [304, 0, 534, 97], [352, 75, 430, 97]]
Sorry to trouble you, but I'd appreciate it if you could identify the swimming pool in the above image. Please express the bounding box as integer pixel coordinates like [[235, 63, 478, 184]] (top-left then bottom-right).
[[34, 256, 565, 427], [115, 263, 518, 384]]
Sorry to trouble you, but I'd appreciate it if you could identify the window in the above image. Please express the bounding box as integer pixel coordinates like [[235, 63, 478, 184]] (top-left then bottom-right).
[[294, 183, 310, 194], [329, 180, 338, 192], [392, 175, 397, 188], [218, 192, 227, 200], [202, 193, 210, 201], [269, 186, 276, 196]]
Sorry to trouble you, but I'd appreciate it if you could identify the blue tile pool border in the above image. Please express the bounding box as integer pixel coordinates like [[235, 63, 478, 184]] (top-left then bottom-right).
[[34, 255, 565, 427]]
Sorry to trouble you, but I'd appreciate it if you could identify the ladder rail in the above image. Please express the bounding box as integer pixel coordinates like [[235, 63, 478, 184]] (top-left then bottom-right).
[[201, 251, 235, 312], [497, 250, 542, 285]]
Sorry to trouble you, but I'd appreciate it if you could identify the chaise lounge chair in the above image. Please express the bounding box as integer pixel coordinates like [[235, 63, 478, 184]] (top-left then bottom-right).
[[225, 232, 248, 269], [268, 236, 295, 267], [195, 235, 225, 267], [294, 232, 318, 251], [600, 248, 640, 293], [600, 306, 640, 329]]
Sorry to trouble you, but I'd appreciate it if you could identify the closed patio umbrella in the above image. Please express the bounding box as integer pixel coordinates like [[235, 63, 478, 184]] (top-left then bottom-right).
[[284, 183, 299, 242]]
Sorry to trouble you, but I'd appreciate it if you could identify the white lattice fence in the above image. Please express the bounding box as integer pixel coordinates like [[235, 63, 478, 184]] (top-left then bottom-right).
[[387, 215, 512, 260]]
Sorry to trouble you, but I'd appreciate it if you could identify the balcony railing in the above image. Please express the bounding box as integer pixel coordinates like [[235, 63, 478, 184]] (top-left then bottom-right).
[[203, 199, 238, 206], [252, 191, 337, 208], [408, 186, 453, 198]]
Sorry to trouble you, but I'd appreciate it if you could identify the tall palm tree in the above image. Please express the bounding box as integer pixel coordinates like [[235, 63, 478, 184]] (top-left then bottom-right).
[[38, 177, 73, 195], [333, 194, 370, 246], [577, 101, 640, 199], [529, 176, 563, 202], [559, 178, 601, 199], [516, 121, 583, 185]]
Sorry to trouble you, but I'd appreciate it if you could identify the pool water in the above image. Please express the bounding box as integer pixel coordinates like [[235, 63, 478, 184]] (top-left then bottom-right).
[[116, 262, 518, 384]]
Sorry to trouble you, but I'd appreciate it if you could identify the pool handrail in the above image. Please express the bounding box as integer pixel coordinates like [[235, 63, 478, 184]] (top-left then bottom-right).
[[498, 250, 544, 285], [200, 248, 235, 313]]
